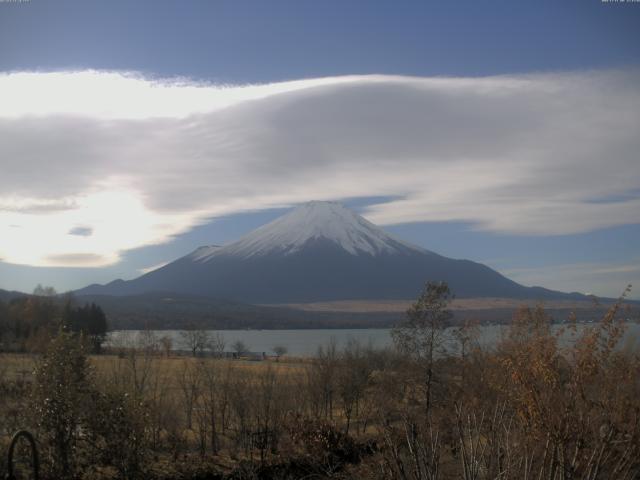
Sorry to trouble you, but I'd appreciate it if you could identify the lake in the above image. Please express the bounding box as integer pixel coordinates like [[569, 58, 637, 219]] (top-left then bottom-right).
[[107, 322, 640, 357]]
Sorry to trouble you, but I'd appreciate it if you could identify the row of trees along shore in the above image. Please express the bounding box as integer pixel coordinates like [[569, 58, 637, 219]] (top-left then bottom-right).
[[0, 282, 638, 479], [0, 286, 107, 353]]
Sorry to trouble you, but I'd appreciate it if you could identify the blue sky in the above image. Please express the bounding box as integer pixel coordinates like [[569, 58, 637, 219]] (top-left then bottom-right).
[[0, 0, 639, 298], [2, 0, 639, 80]]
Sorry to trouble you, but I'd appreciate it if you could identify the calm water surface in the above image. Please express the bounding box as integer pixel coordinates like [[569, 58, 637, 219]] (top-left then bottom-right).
[[108, 322, 640, 357]]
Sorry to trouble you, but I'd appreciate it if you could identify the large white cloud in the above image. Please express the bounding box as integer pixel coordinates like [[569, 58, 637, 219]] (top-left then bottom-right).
[[0, 69, 639, 267]]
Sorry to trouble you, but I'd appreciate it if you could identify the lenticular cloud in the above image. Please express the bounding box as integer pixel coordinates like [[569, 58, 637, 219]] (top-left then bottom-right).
[[0, 69, 639, 267]]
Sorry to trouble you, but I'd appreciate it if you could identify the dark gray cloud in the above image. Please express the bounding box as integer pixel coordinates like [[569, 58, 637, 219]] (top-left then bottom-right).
[[68, 226, 93, 237], [45, 253, 107, 266]]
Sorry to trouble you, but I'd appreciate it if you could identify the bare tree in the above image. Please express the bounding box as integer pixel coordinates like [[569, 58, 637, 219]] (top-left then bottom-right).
[[337, 339, 372, 435], [272, 345, 287, 361], [196, 360, 224, 454], [209, 332, 226, 358], [391, 281, 452, 415], [137, 329, 159, 355], [232, 340, 248, 358], [180, 329, 211, 357], [143, 365, 174, 451], [228, 369, 252, 454], [175, 359, 202, 430], [251, 366, 286, 463], [109, 331, 156, 398], [307, 338, 338, 420], [158, 335, 173, 357]]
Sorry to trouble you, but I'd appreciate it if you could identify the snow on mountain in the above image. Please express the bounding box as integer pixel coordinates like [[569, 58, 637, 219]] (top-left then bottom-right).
[[187, 244, 222, 261], [193, 201, 429, 262]]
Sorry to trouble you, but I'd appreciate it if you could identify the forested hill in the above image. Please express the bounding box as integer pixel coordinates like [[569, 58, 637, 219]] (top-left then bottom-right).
[[0, 288, 27, 302], [0, 293, 107, 352]]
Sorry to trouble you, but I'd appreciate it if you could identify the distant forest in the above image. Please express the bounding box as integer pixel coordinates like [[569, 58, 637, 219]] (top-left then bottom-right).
[[79, 292, 402, 330]]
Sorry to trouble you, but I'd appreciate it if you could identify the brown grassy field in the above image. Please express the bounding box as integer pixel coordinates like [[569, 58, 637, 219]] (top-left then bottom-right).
[[267, 296, 607, 313], [0, 352, 310, 388]]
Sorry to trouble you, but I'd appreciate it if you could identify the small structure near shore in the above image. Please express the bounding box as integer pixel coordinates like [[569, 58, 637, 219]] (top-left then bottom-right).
[[172, 349, 266, 360]]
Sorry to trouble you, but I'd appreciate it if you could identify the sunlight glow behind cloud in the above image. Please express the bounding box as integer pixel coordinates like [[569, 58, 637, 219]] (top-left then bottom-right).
[[0, 69, 639, 267], [1, 190, 195, 266]]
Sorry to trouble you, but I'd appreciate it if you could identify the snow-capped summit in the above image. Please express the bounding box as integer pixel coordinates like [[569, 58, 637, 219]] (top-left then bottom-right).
[[194, 201, 428, 262]]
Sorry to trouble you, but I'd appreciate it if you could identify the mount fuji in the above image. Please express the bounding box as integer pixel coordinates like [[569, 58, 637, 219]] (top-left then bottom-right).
[[76, 201, 579, 303]]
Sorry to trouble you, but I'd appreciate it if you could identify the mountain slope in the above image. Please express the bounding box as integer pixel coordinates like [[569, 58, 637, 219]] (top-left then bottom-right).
[[0, 288, 27, 302], [76, 201, 582, 303]]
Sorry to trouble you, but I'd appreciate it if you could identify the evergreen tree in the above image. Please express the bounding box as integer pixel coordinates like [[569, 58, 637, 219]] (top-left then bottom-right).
[[33, 331, 94, 479]]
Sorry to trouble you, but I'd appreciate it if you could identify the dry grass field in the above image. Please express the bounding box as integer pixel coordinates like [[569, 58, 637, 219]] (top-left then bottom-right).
[[0, 352, 310, 390], [268, 296, 607, 313]]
